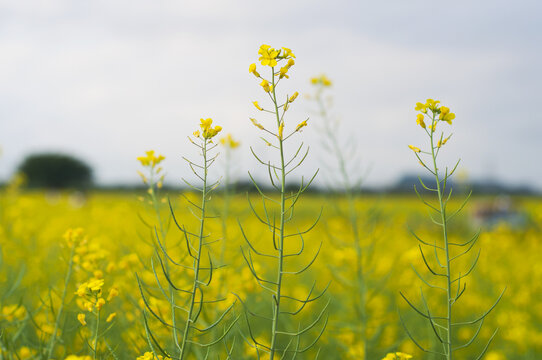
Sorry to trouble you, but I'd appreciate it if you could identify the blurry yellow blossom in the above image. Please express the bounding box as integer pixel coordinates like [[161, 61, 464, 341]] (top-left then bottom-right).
[[137, 150, 165, 168], [288, 91, 299, 103], [106, 312, 117, 322], [383, 352, 413, 360], [1, 304, 26, 321], [408, 145, 421, 153], [77, 313, 86, 326], [107, 287, 119, 301], [96, 298, 106, 310], [416, 114, 426, 128], [260, 79, 272, 93], [220, 133, 240, 149], [249, 63, 260, 77], [87, 278, 105, 292], [137, 351, 171, 360], [278, 122, 284, 140], [311, 74, 332, 86], [65, 356, 92, 360], [250, 118, 264, 130]]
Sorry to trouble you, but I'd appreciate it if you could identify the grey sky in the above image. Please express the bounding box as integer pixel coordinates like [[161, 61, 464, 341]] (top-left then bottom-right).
[[1, 0, 541, 190]]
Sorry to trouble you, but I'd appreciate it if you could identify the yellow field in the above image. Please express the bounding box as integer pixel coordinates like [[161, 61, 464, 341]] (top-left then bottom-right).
[[1, 189, 540, 359]]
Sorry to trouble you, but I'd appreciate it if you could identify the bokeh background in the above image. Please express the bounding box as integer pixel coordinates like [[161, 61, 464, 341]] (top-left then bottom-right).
[[1, 0, 541, 191]]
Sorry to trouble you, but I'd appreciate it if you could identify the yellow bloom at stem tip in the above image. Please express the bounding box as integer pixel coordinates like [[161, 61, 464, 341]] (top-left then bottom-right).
[[137, 150, 165, 168], [278, 122, 284, 140], [199, 118, 222, 139], [220, 133, 240, 149], [258, 44, 279, 67], [289, 92, 299, 103], [310, 74, 332, 86], [408, 145, 421, 153]]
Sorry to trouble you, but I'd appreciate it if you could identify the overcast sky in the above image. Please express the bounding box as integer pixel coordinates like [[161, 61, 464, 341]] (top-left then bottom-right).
[[1, 0, 541, 190]]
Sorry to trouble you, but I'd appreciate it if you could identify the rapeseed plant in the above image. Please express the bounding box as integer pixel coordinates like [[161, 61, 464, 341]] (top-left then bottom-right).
[[137, 120, 236, 359], [308, 74, 393, 359], [239, 45, 328, 359], [402, 98, 505, 359]]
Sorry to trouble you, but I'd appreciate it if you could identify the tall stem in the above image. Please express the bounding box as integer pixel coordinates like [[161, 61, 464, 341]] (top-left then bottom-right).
[[180, 140, 208, 359], [93, 307, 101, 360], [429, 114, 452, 359], [46, 241, 76, 359], [269, 68, 286, 360]]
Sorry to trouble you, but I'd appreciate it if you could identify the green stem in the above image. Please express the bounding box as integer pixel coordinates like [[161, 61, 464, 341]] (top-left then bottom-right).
[[93, 307, 100, 359], [148, 169, 180, 355], [46, 240, 76, 359], [180, 140, 209, 359], [317, 90, 367, 358], [269, 68, 286, 360], [429, 114, 452, 359]]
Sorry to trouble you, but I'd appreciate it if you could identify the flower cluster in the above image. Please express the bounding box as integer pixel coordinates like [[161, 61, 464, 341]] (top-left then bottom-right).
[[137, 150, 165, 168], [256, 44, 295, 67], [219, 133, 240, 149], [249, 44, 307, 138], [193, 118, 222, 140], [310, 74, 332, 87], [409, 98, 455, 153], [75, 275, 118, 326]]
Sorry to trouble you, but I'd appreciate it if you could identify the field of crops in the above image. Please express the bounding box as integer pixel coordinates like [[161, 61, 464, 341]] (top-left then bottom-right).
[[1, 188, 541, 359], [2, 44, 542, 360]]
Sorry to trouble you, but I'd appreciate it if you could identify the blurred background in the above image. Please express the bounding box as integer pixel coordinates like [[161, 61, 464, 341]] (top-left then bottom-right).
[[1, 0, 541, 194]]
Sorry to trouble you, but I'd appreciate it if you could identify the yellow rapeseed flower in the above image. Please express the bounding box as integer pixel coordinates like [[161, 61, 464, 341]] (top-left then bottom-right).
[[295, 120, 308, 132], [87, 278, 105, 292], [253, 101, 263, 111], [250, 118, 264, 130], [106, 312, 117, 322], [137, 150, 165, 168], [408, 145, 421, 153], [425, 98, 440, 111], [220, 133, 240, 149], [77, 313, 86, 326], [95, 298, 106, 310], [107, 287, 119, 301], [311, 74, 332, 86], [414, 102, 427, 113], [258, 44, 279, 67], [281, 47, 295, 59], [278, 122, 284, 140], [416, 114, 426, 128], [249, 63, 260, 77], [289, 92, 299, 103], [260, 79, 272, 93]]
